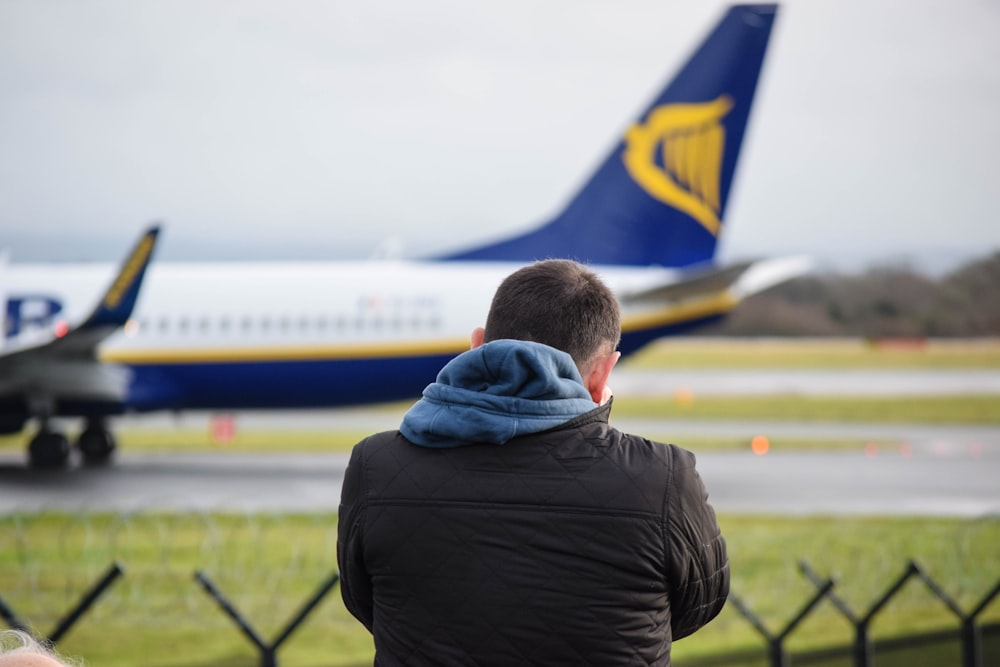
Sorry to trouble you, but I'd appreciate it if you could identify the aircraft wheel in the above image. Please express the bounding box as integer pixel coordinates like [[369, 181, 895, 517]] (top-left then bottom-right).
[[77, 423, 116, 465], [28, 429, 71, 469]]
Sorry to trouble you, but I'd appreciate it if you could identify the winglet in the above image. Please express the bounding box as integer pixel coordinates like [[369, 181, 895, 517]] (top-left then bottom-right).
[[81, 224, 161, 329]]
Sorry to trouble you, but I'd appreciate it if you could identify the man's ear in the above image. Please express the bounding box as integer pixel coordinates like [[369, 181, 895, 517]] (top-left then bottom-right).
[[585, 351, 621, 404], [470, 327, 485, 349]]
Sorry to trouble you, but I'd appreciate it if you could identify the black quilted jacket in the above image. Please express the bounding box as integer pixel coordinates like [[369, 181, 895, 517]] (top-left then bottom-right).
[[337, 403, 729, 666]]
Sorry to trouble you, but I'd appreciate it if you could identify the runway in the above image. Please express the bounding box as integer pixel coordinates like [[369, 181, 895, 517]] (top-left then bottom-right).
[[2, 367, 997, 517], [1, 418, 997, 517]]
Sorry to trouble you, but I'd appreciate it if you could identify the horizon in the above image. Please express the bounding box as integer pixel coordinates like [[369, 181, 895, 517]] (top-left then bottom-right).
[[2, 224, 992, 279]]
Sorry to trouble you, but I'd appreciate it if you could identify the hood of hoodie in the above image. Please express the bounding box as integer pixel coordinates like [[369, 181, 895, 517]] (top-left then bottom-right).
[[400, 340, 597, 448]]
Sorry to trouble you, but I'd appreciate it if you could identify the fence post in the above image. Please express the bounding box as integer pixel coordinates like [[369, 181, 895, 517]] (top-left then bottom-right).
[[804, 559, 1000, 667], [799, 560, 868, 666], [49, 562, 125, 644], [913, 563, 1000, 667], [728, 576, 834, 667], [195, 569, 340, 667], [270, 572, 341, 651], [962, 578, 1000, 667], [804, 559, 922, 667], [0, 561, 124, 645]]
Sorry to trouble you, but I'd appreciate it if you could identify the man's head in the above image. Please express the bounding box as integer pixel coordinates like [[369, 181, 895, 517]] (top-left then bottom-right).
[[0, 632, 74, 667], [472, 259, 622, 403]]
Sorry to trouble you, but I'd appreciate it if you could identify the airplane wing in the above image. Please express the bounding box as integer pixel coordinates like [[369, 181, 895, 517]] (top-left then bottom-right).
[[621, 257, 812, 305], [615, 256, 812, 343], [0, 225, 160, 412]]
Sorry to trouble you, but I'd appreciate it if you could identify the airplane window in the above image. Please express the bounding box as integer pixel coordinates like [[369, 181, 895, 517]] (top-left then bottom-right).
[[260, 317, 270, 332], [199, 317, 210, 332], [178, 317, 190, 333], [242, 316, 253, 331], [278, 317, 290, 332], [159, 317, 169, 333], [316, 316, 328, 331], [298, 316, 309, 330], [219, 317, 230, 333]]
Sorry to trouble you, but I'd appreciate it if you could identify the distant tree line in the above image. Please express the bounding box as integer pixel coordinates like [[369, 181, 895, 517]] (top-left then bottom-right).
[[699, 251, 1000, 337]]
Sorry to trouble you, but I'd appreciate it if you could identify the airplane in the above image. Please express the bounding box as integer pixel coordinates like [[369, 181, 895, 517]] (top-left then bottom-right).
[[1, 4, 805, 468]]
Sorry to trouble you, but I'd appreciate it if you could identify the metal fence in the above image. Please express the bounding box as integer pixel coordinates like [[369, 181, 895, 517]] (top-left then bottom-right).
[[727, 560, 999, 667], [1, 512, 997, 666], [3, 559, 998, 667]]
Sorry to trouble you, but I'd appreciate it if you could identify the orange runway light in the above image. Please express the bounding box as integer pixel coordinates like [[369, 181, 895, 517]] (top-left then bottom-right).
[[864, 442, 879, 458], [674, 387, 695, 407], [750, 435, 769, 456], [210, 414, 237, 445]]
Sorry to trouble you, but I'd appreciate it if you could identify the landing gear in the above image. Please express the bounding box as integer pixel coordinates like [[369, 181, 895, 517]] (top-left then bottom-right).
[[26, 418, 117, 468], [28, 426, 71, 469], [77, 419, 116, 465]]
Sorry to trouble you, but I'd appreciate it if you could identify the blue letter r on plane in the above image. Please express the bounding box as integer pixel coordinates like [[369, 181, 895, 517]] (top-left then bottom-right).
[[5, 296, 63, 339]]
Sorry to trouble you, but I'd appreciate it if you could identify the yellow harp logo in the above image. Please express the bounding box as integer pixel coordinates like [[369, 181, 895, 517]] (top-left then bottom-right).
[[103, 234, 155, 309], [622, 95, 733, 236]]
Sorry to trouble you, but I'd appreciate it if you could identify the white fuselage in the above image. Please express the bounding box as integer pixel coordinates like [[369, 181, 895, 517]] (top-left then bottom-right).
[[3, 260, 703, 414], [4, 260, 678, 358]]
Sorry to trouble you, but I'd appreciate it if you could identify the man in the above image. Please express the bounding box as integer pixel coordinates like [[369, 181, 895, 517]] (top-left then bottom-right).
[[0, 632, 75, 667], [338, 259, 728, 666]]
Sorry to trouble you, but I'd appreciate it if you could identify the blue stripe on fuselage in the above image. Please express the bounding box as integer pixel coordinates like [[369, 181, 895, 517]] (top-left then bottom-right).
[[118, 316, 724, 414], [124, 352, 457, 412]]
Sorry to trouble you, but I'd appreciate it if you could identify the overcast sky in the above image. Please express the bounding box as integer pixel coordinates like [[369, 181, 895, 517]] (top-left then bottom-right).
[[1, 0, 998, 273]]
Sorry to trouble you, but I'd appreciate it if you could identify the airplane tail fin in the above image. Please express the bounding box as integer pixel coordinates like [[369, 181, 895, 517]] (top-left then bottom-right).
[[440, 4, 778, 268]]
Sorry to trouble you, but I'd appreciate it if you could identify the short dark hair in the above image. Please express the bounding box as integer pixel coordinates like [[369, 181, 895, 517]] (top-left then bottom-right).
[[484, 259, 621, 367]]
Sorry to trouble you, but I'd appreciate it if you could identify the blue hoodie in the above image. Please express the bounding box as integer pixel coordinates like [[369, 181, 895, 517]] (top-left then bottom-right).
[[400, 340, 598, 448]]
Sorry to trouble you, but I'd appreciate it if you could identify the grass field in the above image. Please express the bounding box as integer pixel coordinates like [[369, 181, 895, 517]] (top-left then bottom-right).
[[1, 512, 996, 667]]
